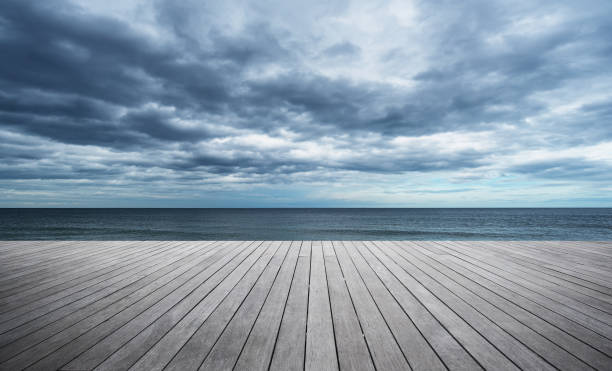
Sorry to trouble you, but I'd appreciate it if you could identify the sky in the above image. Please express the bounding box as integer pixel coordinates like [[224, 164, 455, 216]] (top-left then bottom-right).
[[1, 0, 612, 207]]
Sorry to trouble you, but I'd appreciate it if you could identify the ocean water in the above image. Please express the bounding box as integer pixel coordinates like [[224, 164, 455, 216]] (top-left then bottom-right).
[[0, 208, 611, 240]]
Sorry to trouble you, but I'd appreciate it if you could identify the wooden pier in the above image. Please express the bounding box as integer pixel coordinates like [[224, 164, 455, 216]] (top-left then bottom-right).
[[0, 241, 611, 370]]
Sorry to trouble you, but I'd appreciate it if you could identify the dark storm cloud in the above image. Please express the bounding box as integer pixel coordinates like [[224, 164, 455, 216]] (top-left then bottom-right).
[[0, 90, 141, 147], [2, 0, 610, 141], [241, 8, 609, 139], [121, 108, 213, 142], [509, 159, 612, 181], [0, 0, 232, 146], [1, 2, 165, 106], [0, 0, 541, 144], [209, 25, 290, 66], [0, 0, 611, 205], [244, 75, 378, 133]]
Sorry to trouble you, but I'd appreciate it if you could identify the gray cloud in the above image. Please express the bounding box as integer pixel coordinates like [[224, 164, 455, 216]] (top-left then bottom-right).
[[509, 159, 612, 181], [322, 41, 361, 58], [0, 0, 611, 205]]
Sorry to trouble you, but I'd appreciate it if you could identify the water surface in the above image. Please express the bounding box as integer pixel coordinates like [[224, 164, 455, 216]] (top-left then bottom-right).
[[1, 208, 611, 240]]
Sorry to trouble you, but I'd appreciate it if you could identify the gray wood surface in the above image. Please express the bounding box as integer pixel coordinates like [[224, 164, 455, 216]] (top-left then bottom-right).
[[233, 241, 301, 371], [269, 242, 310, 371], [324, 241, 374, 371], [334, 241, 410, 370], [344, 241, 445, 371], [0, 241, 609, 371], [305, 241, 338, 371]]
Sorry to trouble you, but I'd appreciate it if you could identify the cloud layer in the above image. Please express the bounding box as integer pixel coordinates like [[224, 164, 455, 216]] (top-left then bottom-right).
[[1, 0, 611, 206]]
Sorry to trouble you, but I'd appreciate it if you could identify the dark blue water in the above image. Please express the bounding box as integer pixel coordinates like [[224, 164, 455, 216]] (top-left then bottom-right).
[[1, 208, 611, 240]]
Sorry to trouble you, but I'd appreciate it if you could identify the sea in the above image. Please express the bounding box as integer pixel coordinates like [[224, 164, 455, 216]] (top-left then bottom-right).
[[0, 208, 611, 240]]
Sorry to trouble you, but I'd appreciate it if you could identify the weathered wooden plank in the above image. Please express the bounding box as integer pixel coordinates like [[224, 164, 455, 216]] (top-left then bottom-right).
[[416, 246, 612, 358], [0, 241, 57, 256], [559, 241, 612, 256], [269, 242, 310, 371], [0, 241, 143, 288], [0, 241, 91, 266], [397, 242, 596, 371], [506, 241, 612, 261], [0, 242, 121, 281], [125, 241, 278, 371], [0, 242, 88, 274], [501, 241, 612, 274], [0, 242, 194, 329], [0, 240, 121, 268], [305, 241, 338, 371], [324, 241, 374, 371], [0, 242, 249, 370], [424, 242, 612, 342], [299, 240, 311, 256], [407, 241, 612, 369], [0, 241, 607, 371], [507, 241, 612, 282], [0, 241, 169, 306], [457, 241, 612, 298], [0, 242, 176, 318], [199, 241, 296, 370], [158, 242, 289, 370], [437, 242, 612, 324], [474, 242, 612, 292], [140, 241, 282, 371], [66, 241, 259, 371], [357, 242, 483, 371], [333, 241, 411, 370], [233, 241, 301, 371], [536, 241, 612, 263], [345, 241, 446, 371], [365, 242, 519, 371], [0, 242, 214, 350], [377, 241, 555, 371]]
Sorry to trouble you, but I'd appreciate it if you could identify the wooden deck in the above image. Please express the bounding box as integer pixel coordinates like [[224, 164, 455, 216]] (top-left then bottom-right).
[[0, 241, 611, 371]]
